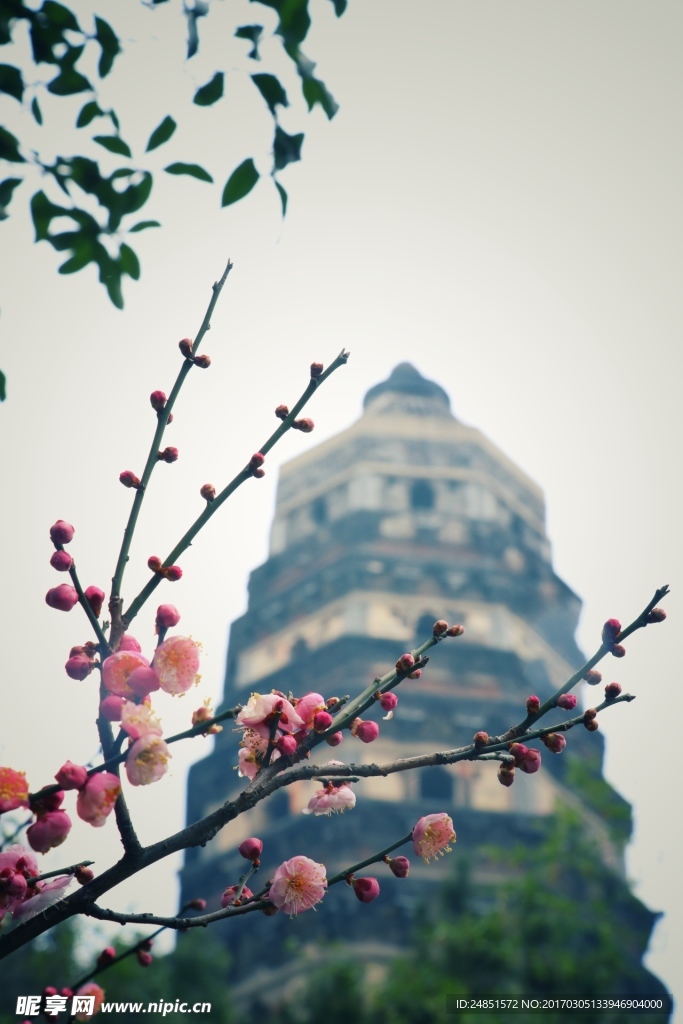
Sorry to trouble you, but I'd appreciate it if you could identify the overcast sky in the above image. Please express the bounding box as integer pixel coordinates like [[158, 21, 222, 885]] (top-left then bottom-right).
[[1, 0, 681, 1011]]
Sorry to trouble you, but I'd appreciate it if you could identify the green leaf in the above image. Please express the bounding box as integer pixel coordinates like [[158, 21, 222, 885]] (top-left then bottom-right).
[[164, 162, 213, 183], [129, 219, 161, 232], [58, 246, 93, 274], [94, 16, 120, 78], [193, 72, 224, 107], [47, 69, 92, 95], [31, 97, 43, 124], [275, 179, 287, 217], [235, 24, 263, 60], [0, 176, 23, 219], [0, 126, 24, 163], [251, 73, 288, 115], [302, 75, 338, 119], [146, 115, 177, 152], [120, 242, 140, 280], [0, 369, 5, 402], [0, 63, 23, 102], [273, 126, 303, 171], [30, 190, 67, 240], [221, 158, 259, 207], [93, 135, 132, 158], [118, 172, 153, 217], [109, 109, 120, 131], [256, 0, 311, 49], [328, 0, 347, 13], [42, 2, 80, 32], [76, 100, 104, 128]]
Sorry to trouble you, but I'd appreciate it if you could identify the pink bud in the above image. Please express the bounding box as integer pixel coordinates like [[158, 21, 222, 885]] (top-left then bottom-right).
[[137, 950, 153, 967], [187, 898, 206, 910], [27, 809, 72, 853], [498, 764, 515, 787], [325, 732, 343, 747], [379, 692, 398, 712], [55, 761, 88, 790], [148, 555, 163, 571], [60, 989, 73, 1000], [118, 634, 141, 652], [158, 447, 178, 463], [156, 604, 181, 629], [387, 856, 410, 878], [194, 354, 211, 369], [585, 669, 602, 685], [584, 707, 597, 721], [252, 467, 265, 479], [310, 362, 324, 378], [221, 884, 254, 908], [473, 731, 489, 747], [165, 565, 183, 582], [432, 620, 449, 636], [519, 749, 542, 774], [293, 418, 314, 432], [275, 404, 289, 420], [100, 695, 126, 721], [43, 988, 58, 999], [585, 717, 599, 732], [313, 711, 333, 732], [97, 947, 116, 968], [238, 837, 263, 862], [50, 520, 75, 545], [150, 390, 167, 411], [352, 877, 380, 903], [50, 550, 73, 572], [84, 586, 105, 618], [29, 789, 64, 815], [526, 695, 541, 714], [509, 743, 529, 766], [605, 682, 622, 699], [75, 865, 94, 885], [250, 452, 265, 469], [46, 584, 79, 612], [127, 666, 161, 697], [200, 483, 215, 502], [65, 655, 93, 681], [356, 720, 379, 743], [646, 607, 666, 623], [447, 624, 465, 637], [542, 733, 567, 754], [179, 338, 193, 357], [409, 669, 422, 679], [395, 653, 415, 673], [119, 470, 141, 489], [556, 693, 577, 711], [611, 644, 626, 658], [276, 734, 298, 756], [602, 618, 622, 644]]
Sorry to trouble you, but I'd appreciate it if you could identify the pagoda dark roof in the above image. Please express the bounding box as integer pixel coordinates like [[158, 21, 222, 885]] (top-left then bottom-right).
[[363, 362, 451, 411]]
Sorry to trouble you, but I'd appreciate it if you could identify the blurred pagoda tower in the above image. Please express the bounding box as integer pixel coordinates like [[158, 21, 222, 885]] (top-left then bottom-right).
[[181, 364, 661, 1004]]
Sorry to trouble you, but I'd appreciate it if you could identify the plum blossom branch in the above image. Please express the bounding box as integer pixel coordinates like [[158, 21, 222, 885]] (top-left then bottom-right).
[[27, 862, 94, 886]]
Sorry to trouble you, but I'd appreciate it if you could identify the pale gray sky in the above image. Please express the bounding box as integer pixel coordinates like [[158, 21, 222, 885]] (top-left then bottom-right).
[[1, 0, 681, 1011]]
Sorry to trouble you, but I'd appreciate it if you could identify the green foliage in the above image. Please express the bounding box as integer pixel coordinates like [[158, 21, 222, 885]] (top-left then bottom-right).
[[146, 116, 177, 153], [193, 72, 224, 107], [566, 757, 633, 844], [221, 158, 260, 207]]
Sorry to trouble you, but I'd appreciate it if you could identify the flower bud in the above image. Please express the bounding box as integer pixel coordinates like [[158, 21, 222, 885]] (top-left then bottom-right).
[[150, 390, 166, 411], [526, 695, 541, 714], [355, 720, 379, 743], [158, 447, 178, 463], [200, 483, 215, 502], [50, 520, 75, 545], [119, 634, 141, 652], [128, 666, 161, 697], [187, 898, 206, 910], [27, 809, 72, 853], [611, 644, 626, 658], [167, 413, 174, 423], [60, 989, 73, 1000], [433, 620, 449, 636], [585, 669, 602, 685], [156, 604, 181, 629], [46, 585, 79, 612], [396, 653, 415, 673], [140, 939, 153, 951], [602, 618, 622, 644], [519, 748, 542, 774], [556, 693, 577, 711], [409, 669, 422, 679], [584, 717, 599, 732], [352, 877, 380, 903], [325, 732, 343, 747], [379, 692, 398, 712], [65, 655, 93, 681], [75, 865, 94, 885], [584, 707, 597, 721], [542, 733, 566, 753], [646, 607, 666, 623], [447, 624, 465, 637], [119, 470, 141, 489], [310, 362, 324, 378], [29, 789, 63, 815], [193, 354, 211, 368], [386, 856, 410, 878], [50, 550, 73, 572], [275, 734, 298, 756], [238, 837, 263, 862], [43, 988, 58, 999], [498, 764, 515, 787], [509, 743, 529, 766], [313, 711, 333, 732], [221, 884, 254, 908], [275, 404, 289, 420], [137, 950, 153, 967], [55, 761, 88, 790], [473, 731, 489, 747], [165, 565, 183, 582], [605, 681, 622, 699], [252, 467, 265, 478], [179, 338, 193, 358], [100, 695, 126, 721], [292, 418, 314, 432], [148, 555, 163, 572], [84, 586, 105, 618], [97, 948, 116, 968]]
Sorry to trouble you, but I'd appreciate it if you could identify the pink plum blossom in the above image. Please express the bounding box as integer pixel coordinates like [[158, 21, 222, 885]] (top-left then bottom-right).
[[27, 810, 72, 853], [100, 695, 125, 721], [73, 983, 105, 1020], [236, 692, 304, 738], [127, 666, 161, 697], [0, 767, 29, 813], [237, 747, 261, 780], [118, 634, 142, 652], [268, 855, 327, 915], [303, 783, 356, 816], [102, 651, 151, 699], [126, 735, 171, 786], [77, 773, 121, 827], [11, 874, 73, 922], [294, 692, 326, 730], [153, 635, 201, 695], [412, 813, 456, 863], [55, 761, 88, 790], [221, 884, 254, 907], [120, 701, 162, 740]]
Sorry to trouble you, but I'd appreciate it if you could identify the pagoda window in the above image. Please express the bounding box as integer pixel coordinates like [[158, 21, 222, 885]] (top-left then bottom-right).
[[312, 497, 328, 525], [419, 766, 453, 802], [410, 479, 435, 510]]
